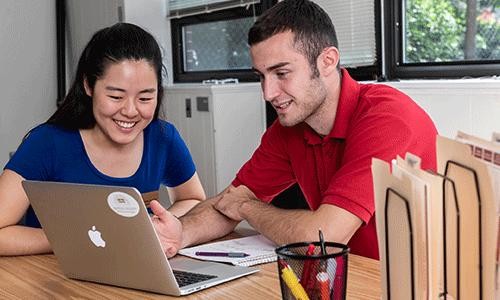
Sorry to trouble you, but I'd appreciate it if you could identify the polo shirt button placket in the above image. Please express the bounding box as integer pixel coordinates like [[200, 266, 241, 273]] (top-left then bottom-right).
[[315, 144, 326, 194]]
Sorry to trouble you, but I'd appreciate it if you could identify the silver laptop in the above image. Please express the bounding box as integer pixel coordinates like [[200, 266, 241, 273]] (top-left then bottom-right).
[[22, 180, 258, 296]]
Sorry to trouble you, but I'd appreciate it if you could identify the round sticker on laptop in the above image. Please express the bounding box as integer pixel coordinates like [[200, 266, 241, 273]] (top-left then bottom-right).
[[107, 192, 140, 217]]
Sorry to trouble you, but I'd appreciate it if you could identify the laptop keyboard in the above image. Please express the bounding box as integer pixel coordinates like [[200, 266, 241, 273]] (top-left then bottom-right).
[[173, 269, 218, 287]]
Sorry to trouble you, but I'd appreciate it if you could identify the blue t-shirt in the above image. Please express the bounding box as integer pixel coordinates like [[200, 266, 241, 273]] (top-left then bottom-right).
[[5, 119, 196, 228]]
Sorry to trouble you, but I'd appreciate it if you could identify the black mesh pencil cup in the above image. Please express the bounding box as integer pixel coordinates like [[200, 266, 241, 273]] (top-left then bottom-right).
[[275, 242, 349, 300]]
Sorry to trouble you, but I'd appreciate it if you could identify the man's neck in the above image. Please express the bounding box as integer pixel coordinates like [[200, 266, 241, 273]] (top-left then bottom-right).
[[306, 75, 341, 136]]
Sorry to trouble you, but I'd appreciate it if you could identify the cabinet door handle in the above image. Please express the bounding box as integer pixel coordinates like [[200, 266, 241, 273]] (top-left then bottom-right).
[[185, 98, 192, 118], [117, 6, 123, 22]]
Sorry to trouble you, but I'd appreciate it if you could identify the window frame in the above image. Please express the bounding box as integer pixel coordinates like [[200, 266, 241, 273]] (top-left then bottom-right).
[[170, 1, 276, 83], [170, 0, 383, 83], [384, 0, 500, 80]]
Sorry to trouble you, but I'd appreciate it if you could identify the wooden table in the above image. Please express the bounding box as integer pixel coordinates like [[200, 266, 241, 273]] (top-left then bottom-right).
[[0, 252, 380, 299]]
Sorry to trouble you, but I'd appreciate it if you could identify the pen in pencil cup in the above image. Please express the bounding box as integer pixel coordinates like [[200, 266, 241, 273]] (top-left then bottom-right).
[[318, 228, 327, 255], [318, 228, 329, 275], [195, 251, 249, 257]]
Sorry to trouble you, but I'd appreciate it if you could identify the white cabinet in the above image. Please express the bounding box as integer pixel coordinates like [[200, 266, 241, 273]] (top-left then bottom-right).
[[164, 83, 266, 197]]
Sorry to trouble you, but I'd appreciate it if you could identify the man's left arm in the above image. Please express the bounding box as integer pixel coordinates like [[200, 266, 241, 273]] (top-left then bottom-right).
[[214, 185, 362, 245]]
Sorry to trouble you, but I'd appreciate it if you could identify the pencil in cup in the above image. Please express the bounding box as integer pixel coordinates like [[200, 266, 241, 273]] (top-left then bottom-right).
[[300, 244, 317, 293], [279, 259, 310, 300]]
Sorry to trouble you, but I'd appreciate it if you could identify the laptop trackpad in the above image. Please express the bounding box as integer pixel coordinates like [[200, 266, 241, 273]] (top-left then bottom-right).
[[170, 256, 231, 273]]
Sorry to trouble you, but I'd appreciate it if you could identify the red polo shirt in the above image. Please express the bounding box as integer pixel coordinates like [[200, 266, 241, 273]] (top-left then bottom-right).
[[232, 69, 437, 259]]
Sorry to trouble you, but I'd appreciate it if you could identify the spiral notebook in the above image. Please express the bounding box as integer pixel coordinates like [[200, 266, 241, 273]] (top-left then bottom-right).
[[179, 234, 277, 267]]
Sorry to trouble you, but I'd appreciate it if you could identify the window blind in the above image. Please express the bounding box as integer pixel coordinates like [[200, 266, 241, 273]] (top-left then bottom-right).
[[168, 0, 260, 19], [313, 0, 376, 67]]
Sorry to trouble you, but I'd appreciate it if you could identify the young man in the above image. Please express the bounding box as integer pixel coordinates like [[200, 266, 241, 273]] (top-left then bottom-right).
[[150, 0, 437, 260]]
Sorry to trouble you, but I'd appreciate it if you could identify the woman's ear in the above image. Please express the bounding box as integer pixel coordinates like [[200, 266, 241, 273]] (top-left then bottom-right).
[[317, 46, 340, 77], [83, 77, 92, 97]]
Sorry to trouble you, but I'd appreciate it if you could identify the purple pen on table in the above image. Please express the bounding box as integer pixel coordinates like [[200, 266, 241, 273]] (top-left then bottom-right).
[[195, 251, 249, 257]]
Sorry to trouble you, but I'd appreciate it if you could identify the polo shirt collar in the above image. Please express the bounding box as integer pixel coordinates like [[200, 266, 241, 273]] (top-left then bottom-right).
[[303, 69, 360, 145]]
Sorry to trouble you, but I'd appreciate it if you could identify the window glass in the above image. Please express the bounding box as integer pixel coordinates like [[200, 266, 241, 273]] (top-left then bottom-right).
[[403, 0, 499, 63], [313, 0, 377, 67], [170, 1, 273, 82], [182, 17, 255, 72]]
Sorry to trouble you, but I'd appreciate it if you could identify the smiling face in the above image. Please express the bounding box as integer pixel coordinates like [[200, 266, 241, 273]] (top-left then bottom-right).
[[84, 59, 158, 146], [250, 30, 330, 129]]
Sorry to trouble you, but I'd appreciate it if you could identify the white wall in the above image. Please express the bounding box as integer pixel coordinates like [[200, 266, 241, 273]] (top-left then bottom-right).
[[123, 0, 173, 85], [384, 80, 500, 140], [0, 0, 57, 168]]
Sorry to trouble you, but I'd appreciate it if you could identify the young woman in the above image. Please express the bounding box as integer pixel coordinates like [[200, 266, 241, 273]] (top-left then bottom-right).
[[0, 23, 205, 256]]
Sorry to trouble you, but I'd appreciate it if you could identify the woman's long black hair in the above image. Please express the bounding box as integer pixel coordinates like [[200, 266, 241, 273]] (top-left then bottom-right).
[[47, 23, 165, 129]]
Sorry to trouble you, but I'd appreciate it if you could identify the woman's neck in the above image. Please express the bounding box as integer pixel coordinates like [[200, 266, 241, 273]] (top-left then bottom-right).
[[79, 127, 144, 178]]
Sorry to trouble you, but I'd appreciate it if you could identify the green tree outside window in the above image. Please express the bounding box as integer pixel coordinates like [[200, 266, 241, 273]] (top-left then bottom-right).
[[405, 0, 499, 63]]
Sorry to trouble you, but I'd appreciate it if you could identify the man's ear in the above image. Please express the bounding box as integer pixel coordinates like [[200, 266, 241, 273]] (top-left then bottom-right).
[[83, 77, 92, 97], [317, 46, 340, 77]]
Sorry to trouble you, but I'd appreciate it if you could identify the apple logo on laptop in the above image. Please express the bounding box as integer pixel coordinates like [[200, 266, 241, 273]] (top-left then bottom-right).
[[88, 226, 106, 247]]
